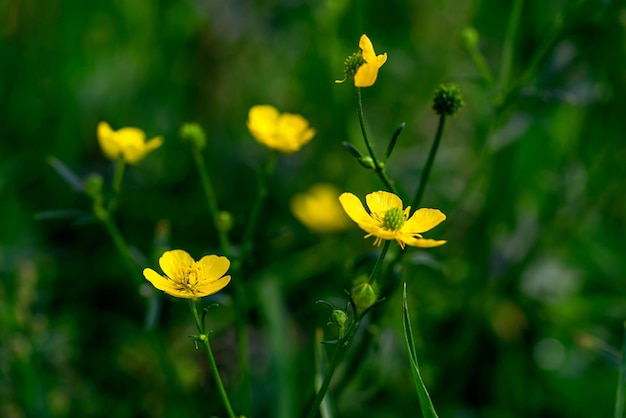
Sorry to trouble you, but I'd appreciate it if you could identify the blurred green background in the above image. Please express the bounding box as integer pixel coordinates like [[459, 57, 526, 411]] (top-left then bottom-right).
[[2, 0, 626, 417]]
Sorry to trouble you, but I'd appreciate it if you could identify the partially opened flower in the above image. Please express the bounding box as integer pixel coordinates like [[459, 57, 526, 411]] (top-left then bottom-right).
[[97, 121, 163, 164], [247, 105, 315, 153], [337, 34, 387, 88], [143, 250, 231, 299], [290, 183, 349, 233], [339, 191, 446, 249]]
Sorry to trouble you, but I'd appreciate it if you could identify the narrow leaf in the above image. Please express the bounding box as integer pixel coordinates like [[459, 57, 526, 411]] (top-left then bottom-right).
[[47, 156, 84, 192], [402, 282, 439, 418]]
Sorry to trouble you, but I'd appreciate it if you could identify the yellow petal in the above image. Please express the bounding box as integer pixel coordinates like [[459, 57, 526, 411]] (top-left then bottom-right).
[[143, 268, 183, 296], [247, 105, 279, 146], [197, 255, 230, 282], [404, 208, 446, 234], [145, 136, 164, 153], [359, 34, 377, 63], [159, 250, 194, 281], [354, 63, 379, 88], [97, 121, 122, 160], [195, 275, 231, 297], [402, 237, 447, 248], [365, 191, 403, 215], [339, 192, 376, 226]]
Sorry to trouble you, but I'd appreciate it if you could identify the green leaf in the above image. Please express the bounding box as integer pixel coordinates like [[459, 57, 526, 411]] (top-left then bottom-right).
[[47, 156, 84, 192], [402, 282, 439, 418]]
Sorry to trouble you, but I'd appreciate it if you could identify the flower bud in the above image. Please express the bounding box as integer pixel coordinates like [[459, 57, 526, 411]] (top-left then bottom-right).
[[461, 27, 479, 50], [351, 282, 378, 317], [358, 156, 376, 170], [331, 309, 348, 339], [84, 173, 103, 199], [179, 122, 207, 150], [433, 83, 464, 116], [215, 211, 234, 232]]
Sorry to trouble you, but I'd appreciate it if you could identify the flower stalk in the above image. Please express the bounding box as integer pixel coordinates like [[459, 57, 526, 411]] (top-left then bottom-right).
[[189, 300, 236, 418]]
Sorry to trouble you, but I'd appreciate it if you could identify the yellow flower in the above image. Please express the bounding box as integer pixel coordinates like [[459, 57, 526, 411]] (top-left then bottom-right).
[[142, 250, 231, 299], [339, 191, 446, 249], [290, 183, 349, 233], [247, 105, 315, 153], [97, 121, 163, 164], [354, 34, 387, 87]]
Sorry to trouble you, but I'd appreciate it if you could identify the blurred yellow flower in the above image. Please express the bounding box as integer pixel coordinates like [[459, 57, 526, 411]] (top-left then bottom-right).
[[247, 105, 315, 153], [97, 121, 163, 164], [143, 250, 231, 299], [354, 34, 387, 87], [291, 183, 349, 233], [339, 191, 446, 249]]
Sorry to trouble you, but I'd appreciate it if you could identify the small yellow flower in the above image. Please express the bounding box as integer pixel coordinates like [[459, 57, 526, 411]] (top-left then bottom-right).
[[354, 34, 387, 87], [339, 191, 446, 249], [143, 250, 231, 299], [247, 105, 315, 154], [97, 121, 163, 164], [290, 183, 349, 233]]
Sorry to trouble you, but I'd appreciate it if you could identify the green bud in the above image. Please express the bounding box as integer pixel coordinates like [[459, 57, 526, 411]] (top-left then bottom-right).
[[358, 156, 376, 170], [351, 282, 378, 317], [342, 141, 363, 160], [215, 211, 234, 232], [331, 309, 348, 339], [84, 173, 103, 199], [433, 83, 464, 116], [179, 122, 207, 150], [461, 27, 479, 50]]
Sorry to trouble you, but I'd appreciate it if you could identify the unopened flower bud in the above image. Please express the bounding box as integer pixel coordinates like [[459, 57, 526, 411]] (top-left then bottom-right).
[[433, 83, 464, 116], [84, 173, 103, 199], [331, 309, 348, 339], [215, 211, 234, 232], [358, 156, 376, 170], [461, 27, 479, 50], [179, 122, 207, 150], [351, 282, 378, 317]]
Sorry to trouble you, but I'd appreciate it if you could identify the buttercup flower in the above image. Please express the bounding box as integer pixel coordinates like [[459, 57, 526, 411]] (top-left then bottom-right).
[[247, 105, 315, 153], [337, 34, 387, 88], [143, 249, 231, 299], [339, 191, 446, 249], [290, 183, 349, 233], [97, 121, 163, 164]]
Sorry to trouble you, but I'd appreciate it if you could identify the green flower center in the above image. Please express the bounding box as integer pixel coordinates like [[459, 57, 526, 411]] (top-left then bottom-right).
[[382, 207, 405, 231], [344, 52, 365, 79]]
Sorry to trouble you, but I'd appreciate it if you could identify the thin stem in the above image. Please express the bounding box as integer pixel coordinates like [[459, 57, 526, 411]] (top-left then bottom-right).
[[241, 152, 277, 256], [191, 149, 233, 257], [615, 322, 626, 418], [369, 240, 391, 285], [100, 213, 143, 287], [189, 300, 236, 418], [412, 114, 446, 210], [498, 0, 524, 94], [111, 159, 126, 196], [304, 242, 389, 418], [466, 44, 494, 88], [355, 87, 397, 194]]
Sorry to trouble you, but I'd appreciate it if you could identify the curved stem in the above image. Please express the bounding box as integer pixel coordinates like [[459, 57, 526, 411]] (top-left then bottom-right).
[[411, 114, 446, 210], [355, 87, 397, 194], [189, 300, 237, 418], [304, 241, 389, 418]]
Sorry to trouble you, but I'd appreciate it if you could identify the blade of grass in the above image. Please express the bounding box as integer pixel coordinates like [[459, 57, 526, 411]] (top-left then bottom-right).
[[402, 283, 439, 418], [314, 328, 335, 418], [615, 322, 626, 418]]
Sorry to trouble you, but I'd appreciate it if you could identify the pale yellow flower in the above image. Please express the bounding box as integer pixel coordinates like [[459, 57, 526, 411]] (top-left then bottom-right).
[[291, 183, 349, 233], [247, 105, 315, 153], [143, 250, 231, 299], [97, 121, 163, 164], [339, 191, 446, 249]]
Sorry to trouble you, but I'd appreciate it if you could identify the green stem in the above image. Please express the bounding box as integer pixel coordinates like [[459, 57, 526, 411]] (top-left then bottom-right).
[[355, 87, 397, 194], [189, 300, 236, 418], [241, 152, 277, 256], [412, 114, 446, 210], [100, 213, 143, 287], [192, 149, 233, 256], [369, 240, 391, 285], [191, 147, 251, 414], [304, 242, 389, 418], [498, 0, 524, 94], [615, 322, 626, 418], [112, 159, 126, 196], [467, 44, 494, 88]]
